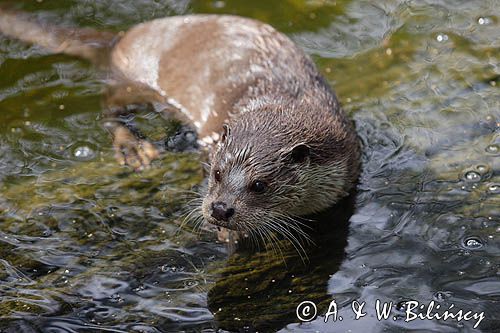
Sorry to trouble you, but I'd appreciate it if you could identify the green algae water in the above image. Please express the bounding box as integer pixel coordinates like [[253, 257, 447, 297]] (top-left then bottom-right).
[[0, 0, 499, 332]]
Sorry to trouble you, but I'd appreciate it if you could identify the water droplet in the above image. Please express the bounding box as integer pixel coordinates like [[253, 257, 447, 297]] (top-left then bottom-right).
[[485, 144, 499, 155], [462, 237, 484, 250], [488, 184, 499, 194], [133, 285, 146, 292], [184, 280, 198, 288], [73, 146, 95, 160], [395, 300, 410, 313], [436, 34, 449, 42], [161, 265, 178, 273], [476, 165, 488, 173], [109, 293, 124, 303], [464, 171, 481, 182], [433, 291, 451, 302], [478, 17, 491, 25]]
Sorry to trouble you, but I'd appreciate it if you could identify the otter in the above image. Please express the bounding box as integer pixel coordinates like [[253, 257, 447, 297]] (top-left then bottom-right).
[[0, 8, 360, 235]]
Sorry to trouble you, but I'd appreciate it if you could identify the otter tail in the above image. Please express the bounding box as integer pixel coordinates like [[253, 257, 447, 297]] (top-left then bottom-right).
[[0, 6, 116, 64]]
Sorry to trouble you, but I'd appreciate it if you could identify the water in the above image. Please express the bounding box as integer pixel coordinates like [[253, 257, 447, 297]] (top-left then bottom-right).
[[0, 0, 498, 332]]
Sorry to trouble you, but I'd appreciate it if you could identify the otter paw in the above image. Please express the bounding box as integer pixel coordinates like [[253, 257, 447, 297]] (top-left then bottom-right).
[[112, 127, 159, 171]]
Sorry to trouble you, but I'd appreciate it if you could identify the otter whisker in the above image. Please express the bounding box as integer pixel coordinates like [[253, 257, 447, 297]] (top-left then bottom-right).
[[277, 223, 313, 260], [257, 221, 286, 263], [179, 203, 201, 224], [245, 223, 262, 252], [248, 209, 309, 263], [178, 202, 204, 234], [268, 226, 307, 263], [280, 212, 315, 227], [240, 218, 266, 252], [273, 216, 311, 235], [193, 215, 207, 236], [261, 215, 310, 263], [271, 212, 314, 237], [183, 197, 205, 207], [272, 212, 314, 245], [201, 162, 211, 172]]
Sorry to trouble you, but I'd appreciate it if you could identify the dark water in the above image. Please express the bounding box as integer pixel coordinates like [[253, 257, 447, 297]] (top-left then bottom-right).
[[0, 0, 498, 332]]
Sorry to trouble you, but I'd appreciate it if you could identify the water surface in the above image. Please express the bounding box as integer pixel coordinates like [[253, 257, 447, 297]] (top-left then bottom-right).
[[0, 0, 498, 332]]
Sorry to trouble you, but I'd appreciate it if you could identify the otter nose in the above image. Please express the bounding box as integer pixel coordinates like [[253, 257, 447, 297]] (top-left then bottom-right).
[[211, 201, 235, 221]]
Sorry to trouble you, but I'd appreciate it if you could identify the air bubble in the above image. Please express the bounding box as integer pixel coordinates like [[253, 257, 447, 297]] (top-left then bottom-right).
[[488, 184, 499, 194], [464, 171, 481, 182], [133, 285, 146, 292], [109, 293, 124, 303], [436, 34, 449, 42], [433, 291, 450, 302], [161, 265, 178, 273], [476, 165, 488, 173], [73, 146, 95, 160], [478, 17, 491, 25], [395, 300, 410, 314], [462, 237, 484, 250], [184, 280, 198, 287], [485, 144, 499, 155]]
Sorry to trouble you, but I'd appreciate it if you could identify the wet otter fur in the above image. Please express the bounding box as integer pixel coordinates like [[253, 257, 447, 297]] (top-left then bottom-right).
[[203, 96, 359, 233], [0, 8, 360, 237]]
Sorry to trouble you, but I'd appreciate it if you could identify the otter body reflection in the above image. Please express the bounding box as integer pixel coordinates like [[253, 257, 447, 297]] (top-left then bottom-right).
[[0, 11, 360, 233]]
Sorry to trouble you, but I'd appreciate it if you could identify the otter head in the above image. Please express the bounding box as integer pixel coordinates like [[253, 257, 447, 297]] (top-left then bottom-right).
[[201, 101, 359, 232]]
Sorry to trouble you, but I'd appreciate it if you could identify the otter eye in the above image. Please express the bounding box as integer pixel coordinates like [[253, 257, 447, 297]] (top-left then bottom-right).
[[249, 180, 267, 193], [214, 170, 222, 182]]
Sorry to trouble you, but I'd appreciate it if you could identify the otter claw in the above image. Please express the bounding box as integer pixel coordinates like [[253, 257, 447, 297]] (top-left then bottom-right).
[[112, 127, 159, 170]]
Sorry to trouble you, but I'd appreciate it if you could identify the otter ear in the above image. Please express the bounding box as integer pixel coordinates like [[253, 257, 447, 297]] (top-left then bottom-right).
[[289, 144, 310, 163], [221, 124, 231, 143]]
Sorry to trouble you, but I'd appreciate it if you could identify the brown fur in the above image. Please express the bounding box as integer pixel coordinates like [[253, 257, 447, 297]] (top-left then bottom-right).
[[0, 6, 114, 64], [0, 11, 360, 232]]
